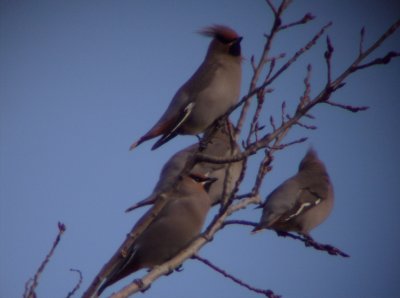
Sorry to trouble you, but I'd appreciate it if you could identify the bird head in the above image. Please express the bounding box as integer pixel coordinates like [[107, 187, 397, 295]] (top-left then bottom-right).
[[188, 173, 218, 192], [298, 147, 327, 174], [200, 25, 243, 58]]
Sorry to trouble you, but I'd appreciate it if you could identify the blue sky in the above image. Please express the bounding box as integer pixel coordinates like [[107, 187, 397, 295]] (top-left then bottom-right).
[[1, 1, 400, 297]]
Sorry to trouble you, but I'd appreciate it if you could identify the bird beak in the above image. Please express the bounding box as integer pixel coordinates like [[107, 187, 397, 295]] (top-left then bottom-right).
[[235, 36, 243, 44]]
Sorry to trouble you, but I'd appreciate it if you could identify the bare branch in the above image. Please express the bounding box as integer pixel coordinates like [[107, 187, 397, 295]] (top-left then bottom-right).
[[193, 255, 281, 298], [237, 22, 332, 136], [275, 231, 350, 258], [65, 269, 83, 298], [246, 90, 266, 146], [265, 0, 277, 16], [268, 137, 308, 149], [222, 219, 259, 229], [269, 116, 276, 131], [222, 221, 349, 258], [279, 13, 315, 31], [280, 101, 286, 125], [331, 19, 400, 91], [299, 64, 312, 109], [237, 0, 301, 136], [250, 55, 257, 72], [325, 101, 369, 112], [295, 121, 317, 129], [324, 36, 334, 85], [359, 27, 365, 56], [351, 51, 400, 72], [24, 222, 66, 298]]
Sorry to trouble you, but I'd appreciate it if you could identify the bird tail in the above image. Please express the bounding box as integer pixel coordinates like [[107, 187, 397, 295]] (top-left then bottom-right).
[[125, 194, 157, 212]]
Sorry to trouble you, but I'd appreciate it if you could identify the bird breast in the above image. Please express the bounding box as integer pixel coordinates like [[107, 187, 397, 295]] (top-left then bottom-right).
[[181, 62, 241, 134]]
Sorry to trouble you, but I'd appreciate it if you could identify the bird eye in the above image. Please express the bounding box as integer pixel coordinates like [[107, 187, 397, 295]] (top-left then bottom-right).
[[216, 34, 233, 44], [189, 174, 204, 183]]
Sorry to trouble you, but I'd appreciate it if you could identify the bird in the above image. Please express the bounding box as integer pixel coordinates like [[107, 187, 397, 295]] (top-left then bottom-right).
[[252, 148, 334, 236], [97, 173, 216, 296], [125, 121, 243, 212], [129, 25, 242, 151]]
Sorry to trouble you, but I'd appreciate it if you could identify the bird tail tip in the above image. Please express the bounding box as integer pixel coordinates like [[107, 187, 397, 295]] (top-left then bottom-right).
[[250, 226, 263, 234], [129, 141, 139, 151]]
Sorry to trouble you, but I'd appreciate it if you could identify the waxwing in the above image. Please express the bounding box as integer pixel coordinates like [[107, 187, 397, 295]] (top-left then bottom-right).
[[129, 25, 242, 150], [253, 148, 334, 236], [97, 173, 216, 295], [125, 121, 243, 212]]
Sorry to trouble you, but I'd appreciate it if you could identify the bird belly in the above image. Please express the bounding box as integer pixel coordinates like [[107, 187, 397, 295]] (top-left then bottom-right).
[[181, 72, 240, 134]]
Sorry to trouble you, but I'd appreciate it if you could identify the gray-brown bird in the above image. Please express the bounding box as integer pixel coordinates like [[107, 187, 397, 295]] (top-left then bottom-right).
[[253, 148, 334, 236], [129, 25, 242, 150], [97, 173, 216, 295], [125, 121, 243, 212]]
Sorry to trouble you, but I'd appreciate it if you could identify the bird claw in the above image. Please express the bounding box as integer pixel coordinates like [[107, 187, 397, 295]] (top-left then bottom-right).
[[275, 230, 289, 237], [133, 278, 150, 292], [201, 233, 214, 242]]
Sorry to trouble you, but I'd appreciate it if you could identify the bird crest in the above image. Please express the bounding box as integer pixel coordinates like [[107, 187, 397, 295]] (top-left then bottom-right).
[[199, 25, 240, 43]]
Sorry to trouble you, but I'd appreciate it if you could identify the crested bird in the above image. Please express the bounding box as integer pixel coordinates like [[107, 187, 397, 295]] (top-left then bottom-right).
[[125, 121, 243, 212], [129, 25, 242, 150], [97, 173, 216, 295], [253, 148, 334, 236]]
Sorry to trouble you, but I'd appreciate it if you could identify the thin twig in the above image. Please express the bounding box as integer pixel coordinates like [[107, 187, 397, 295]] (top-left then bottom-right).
[[275, 231, 350, 258], [359, 27, 365, 56], [299, 64, 312, 109], [193, 255, 281, 298], [222, 220, 350, 258], [268, 137, 308, 150], [279, 13, 315, 31], [236, 0, 307, 136], [222, 219, 259, 229], [295, 122, 317, 129], [246, 90, 266, 146], [65, 269, 83, 298], [351, 51, 400, 72], [24, 222, 66, 298], [324, 36, 334, 86], [325, 101, 369, 112]]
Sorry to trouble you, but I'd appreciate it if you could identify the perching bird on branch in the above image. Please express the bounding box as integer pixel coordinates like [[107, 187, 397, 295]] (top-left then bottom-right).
[[253, 148, 334, 236], [126, 121, 243, 212], [129, 25, 242, 150], [97, 173, 216, 296]]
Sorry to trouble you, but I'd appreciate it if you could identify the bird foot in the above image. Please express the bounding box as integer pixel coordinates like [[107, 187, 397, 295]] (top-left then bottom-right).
[[275, 231, 289, 237], [133, 278, 150, 292], [201, 233, 214, 242]]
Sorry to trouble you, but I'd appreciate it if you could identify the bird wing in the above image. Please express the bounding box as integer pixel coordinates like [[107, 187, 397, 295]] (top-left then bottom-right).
[[125, 193, 158, 213], [253, 182, 324, 234], [97, 245, 139, 295], [151, 102, 195, 150], [280, 187, 322, 222]]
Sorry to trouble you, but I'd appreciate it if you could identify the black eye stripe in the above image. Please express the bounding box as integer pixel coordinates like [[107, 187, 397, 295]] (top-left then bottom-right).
[[216, 34, 236, 44], [229, 42, 241, 57], [189, 174, 205, 183]]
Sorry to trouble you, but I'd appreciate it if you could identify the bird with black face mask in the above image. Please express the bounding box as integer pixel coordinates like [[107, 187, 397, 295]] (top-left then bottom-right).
[[96, 173, 216, 296], [253, 148, 334, 236], [129, 25, 243, 150], [126, 121, 243, 212]]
